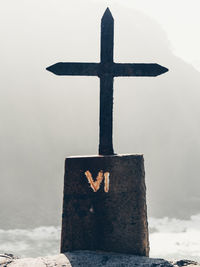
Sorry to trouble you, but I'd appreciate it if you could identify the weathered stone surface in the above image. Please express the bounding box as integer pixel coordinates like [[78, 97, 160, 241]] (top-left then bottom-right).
[[0, 252, 199, 267], [61, 154, 149, 255]]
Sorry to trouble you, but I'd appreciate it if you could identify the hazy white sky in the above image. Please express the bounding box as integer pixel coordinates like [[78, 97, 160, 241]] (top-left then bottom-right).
[[1, 0, 200, 225], [94, 0, 200, 70]]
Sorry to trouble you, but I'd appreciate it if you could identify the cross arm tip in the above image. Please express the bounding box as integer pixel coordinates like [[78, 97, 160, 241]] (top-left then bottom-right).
[[46, 64, 56, 74], [102, 7, 113, 21], [46, 66, 51, 72], [105, 7, 111, 13], [46, 62, 63, 75], [157, 64, 169, 76]]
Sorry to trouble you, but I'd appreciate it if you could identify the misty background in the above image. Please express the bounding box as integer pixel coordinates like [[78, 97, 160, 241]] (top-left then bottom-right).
[[0, 0, 200, 231]]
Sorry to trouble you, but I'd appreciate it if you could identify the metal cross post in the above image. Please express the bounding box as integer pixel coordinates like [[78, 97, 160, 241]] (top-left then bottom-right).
[[46, 8, 168, 155]]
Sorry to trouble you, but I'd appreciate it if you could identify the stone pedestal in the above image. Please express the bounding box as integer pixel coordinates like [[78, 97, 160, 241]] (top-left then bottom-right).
[[61, 154, 149, 256]]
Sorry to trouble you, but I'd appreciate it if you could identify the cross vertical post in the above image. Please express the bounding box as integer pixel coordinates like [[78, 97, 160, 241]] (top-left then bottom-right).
[[99, 8, 114, 155]]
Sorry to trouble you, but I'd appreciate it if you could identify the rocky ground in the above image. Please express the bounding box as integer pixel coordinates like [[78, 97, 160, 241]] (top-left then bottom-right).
[[0, 251, 199, 267]]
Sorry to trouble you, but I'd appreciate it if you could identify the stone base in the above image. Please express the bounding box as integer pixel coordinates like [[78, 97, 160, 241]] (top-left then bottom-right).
[[61, 154, 149, 256]]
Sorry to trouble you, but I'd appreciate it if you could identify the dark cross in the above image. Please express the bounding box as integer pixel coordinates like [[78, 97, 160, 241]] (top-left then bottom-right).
[[46, 8, 168, 155]]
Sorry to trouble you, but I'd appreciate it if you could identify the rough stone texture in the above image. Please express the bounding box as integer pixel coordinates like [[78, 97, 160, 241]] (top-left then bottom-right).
[[61, 154, 149, 256], [0, 252, 199, 267]]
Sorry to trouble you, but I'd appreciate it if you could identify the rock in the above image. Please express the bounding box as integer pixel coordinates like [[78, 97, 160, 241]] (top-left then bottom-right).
[[0, 254, 16, 266], [0, 251, 199, 267], [173, 259, 199, 266]]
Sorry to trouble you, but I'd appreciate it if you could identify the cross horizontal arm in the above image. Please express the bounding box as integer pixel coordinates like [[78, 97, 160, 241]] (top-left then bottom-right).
[[46, 62, 99, 76], [113, 63, 168, 77]]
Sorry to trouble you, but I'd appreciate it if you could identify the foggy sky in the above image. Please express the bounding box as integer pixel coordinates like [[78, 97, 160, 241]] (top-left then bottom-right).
[[0, 0, 200, 228]]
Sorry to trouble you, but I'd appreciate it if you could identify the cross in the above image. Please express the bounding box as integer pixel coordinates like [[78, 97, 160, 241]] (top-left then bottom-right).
[[46, 8, 168, 155]]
